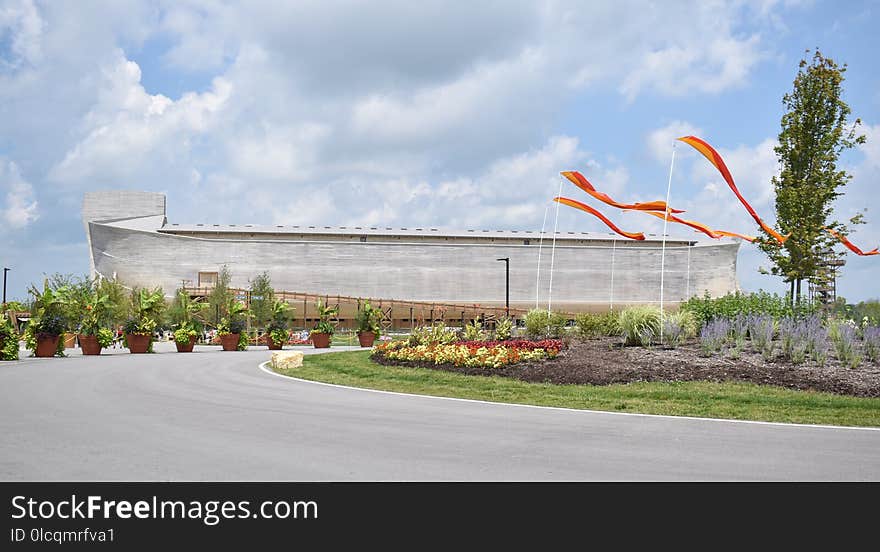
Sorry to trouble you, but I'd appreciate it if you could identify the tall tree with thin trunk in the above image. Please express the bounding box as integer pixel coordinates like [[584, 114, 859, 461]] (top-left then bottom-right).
[[248, 272, 274, 329], [207, 265, 233, 326], [758, 49, 865, 305]]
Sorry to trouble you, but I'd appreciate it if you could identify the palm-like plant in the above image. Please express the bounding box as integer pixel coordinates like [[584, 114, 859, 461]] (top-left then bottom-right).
[[311, 299, 338, 336], [217, 299, 248, 335], [170, 289, 206, 344], [76, 286, 111, 336], [355, 301, 381, 336], [267, 300, 293, 346], [28, 280, 71, 336], [128, 287, 165, 334]]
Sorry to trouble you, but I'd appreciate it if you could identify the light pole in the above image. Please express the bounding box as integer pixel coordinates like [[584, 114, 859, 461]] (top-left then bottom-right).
[[2, 267, 9, 308], [496, 258, 509, 317]]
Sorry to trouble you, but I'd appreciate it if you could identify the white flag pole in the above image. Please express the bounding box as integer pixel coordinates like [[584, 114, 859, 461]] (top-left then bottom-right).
[[610, 238, 616, 311], [547, 177, 563, 314], [535, 204, 549, 309], [659, 144, 676, 342]]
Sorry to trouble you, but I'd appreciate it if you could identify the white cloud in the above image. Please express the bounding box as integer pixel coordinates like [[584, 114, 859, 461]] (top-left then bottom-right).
[[49, 51, 231, 184], [0, 0, 44, 70], [621, 35, 763, 101], [0, 158, 38, 229], [647, 121, 704, 164]]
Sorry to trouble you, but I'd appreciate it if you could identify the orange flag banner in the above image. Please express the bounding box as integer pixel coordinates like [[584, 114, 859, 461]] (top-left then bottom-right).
[[826, 228, 879, 256], [554, 197, 645, 240], [714, 230, 756, 242], [637, 210, 756, 242], [676, 135, 789, 244], [561, 171, 685, 213]]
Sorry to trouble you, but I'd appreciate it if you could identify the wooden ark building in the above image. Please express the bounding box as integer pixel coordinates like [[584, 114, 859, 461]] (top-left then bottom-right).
[[83, 191, 741, 328]]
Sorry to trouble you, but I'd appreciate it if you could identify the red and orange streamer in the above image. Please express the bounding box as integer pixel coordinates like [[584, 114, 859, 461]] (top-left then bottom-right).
[[676, 135, 789, 244], [636, 210, 756, 242], [554, 197, 645, 240], [561, 171, 685, 213], [826, 228, 879, 256]]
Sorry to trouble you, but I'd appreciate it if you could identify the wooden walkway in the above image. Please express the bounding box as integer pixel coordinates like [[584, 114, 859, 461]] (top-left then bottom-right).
[[183, 287, 541, 331]]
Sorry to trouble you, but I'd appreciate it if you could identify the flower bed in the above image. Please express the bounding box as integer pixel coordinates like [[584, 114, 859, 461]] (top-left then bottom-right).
[[372, 339, 564, 369], [454, 339, 565, 352]]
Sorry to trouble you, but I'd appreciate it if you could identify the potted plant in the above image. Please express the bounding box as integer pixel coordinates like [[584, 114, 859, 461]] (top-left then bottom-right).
[[169, 289, 206, 353], [173, 325, 199, 352], [25, 280, 70, 358], [309, 300, 338, 349], [124, 287, 165, 354], [123, 317, 154, 354], [355, 300, 381, 347], [30, 314, 67, 357], [266, 300, 293, 350], [75, 283, 112, 355], [217, 300, 248, 351]]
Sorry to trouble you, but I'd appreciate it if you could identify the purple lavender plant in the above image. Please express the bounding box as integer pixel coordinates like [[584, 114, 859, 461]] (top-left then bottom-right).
[[831, 324, 860, 368], [699, 318, 729, 356], [662, 318, 684, 349], [802, 316, 828, 365], [748, 314, 775, 355], [863, 326, 880, 364], [778, 317, 798, 359], [731, 313, 749, 341]]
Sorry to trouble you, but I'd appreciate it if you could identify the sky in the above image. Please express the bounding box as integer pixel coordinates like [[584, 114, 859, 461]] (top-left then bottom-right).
[[1, 0, 878, 303]]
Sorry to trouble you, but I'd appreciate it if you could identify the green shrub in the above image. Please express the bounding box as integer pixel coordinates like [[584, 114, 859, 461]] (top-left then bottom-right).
[[463, 319, 487, 341], [409, 322, 459, 345], [666, 310, 698, 339], [575, 311, 620, 339], [660, 310, 698, 348], [96, 327, 115, 348], [269, 327, 289, 346], [681, 290, 816, 327], [523, 309, 567, 339], [1, 314, 19, 361], [618, 306, 662, 346], [173, 327, 198, 345], [494, 317, 514, 341]]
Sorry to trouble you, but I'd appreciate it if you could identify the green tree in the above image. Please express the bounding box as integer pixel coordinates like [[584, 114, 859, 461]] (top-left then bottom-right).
[[206, 265, 233, 326], [248, 272, 274, 329], [97, 277, 130, 327], [758, 49, 866, 306], [168, 288, 207, 331]]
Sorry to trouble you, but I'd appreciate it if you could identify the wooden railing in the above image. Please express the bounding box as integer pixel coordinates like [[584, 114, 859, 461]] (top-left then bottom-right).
[[182, 287, 545, 331]]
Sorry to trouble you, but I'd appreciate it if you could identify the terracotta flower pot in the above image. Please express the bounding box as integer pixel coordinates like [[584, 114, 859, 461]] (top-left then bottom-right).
[[35, 334, 60, 358], [311, 332, 331, 349], [78, 334, 102, 356], [267, 335, 284, 350], [357, 331, 376, 348], [126, 333, 152, 354], [220, 333, 240, 351], [176, 335, 196, 353], [63, 332, 77, 349]]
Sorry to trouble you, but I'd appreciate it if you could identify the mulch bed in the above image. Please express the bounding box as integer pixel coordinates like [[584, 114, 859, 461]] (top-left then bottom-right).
[[372, 338, 880, 398]]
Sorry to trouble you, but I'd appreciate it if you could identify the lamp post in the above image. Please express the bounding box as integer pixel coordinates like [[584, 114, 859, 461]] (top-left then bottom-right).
[[2, 267, 9, 308], [496, 258, 509, 317]]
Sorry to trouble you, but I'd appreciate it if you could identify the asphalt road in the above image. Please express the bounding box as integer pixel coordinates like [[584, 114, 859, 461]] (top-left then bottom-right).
[[1, 343, 878, 481]]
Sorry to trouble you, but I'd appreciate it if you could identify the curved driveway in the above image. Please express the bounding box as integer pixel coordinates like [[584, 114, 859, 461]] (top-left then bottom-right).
[[1, 344, 878, 481]]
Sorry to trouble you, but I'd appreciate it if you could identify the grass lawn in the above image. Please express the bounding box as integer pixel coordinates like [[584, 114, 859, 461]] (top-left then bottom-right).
[[270, 350, 880, 427]]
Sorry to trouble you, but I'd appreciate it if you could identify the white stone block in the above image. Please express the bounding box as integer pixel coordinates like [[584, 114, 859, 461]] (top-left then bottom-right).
[[271, 351, 304, 370]]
